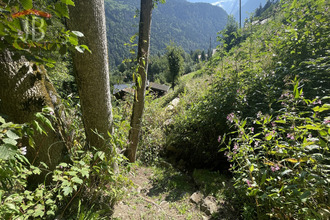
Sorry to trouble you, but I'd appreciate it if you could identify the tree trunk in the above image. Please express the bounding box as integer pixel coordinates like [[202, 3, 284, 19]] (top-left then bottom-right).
[[68, 0, 113, 153], [0, 49, 67, 185], [125, 0, 153, 162]]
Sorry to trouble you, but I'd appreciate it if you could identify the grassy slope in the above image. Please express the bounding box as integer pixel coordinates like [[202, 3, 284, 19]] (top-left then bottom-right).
[[150, 0, 329, 170], [137, 0, 329, 218]]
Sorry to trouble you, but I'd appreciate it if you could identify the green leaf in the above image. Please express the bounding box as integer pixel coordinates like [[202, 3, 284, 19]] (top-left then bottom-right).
[[275, 120, 286, 124], [0, 116, 5, 124], [265, 134, 273, 141], [20, 0, 33, 10], [55, 2, 69, 18], [33, 204, 45, 217], [72, 31, 84, 37], [6, 130, 20, 140], [0, 144, 17, 160], [249, 164, 254, 172], [279, 185, 284, 193], [80, 45, 91, 53], [281, 169, 292, 176], [59, 45, 67, 55], [58, 162, 68, 168], [6, 203, 18, 211], [36, 112, 54, 131], [46, 210, 55, 216], [62, 186, 73, 196], [299, 125, 321, 131], [260, 170, 267, 186], [3, 138, 17, 146], [61, 0, 75, 6], [305, 145, 320, 151], [300, 191, 311, 203], [80, 168, 89, 178], [75, 46, 84, 53], [67, 171, 77, 176], [95, 151, 105, 161], [313, 104, 330, 113], [72, 176, 83, 184], [40, 162, 49, 169], [33, 121, 44, 135]]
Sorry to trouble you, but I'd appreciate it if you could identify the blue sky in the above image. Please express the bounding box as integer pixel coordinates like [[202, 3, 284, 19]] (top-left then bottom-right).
[[186, 0, 218, 3]]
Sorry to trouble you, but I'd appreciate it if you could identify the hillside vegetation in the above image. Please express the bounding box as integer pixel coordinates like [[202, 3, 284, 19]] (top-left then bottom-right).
[[0, 0, 329, 219], [139, 0, 329, 218]]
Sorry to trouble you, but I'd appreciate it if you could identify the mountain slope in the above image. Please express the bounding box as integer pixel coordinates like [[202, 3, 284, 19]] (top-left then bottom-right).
[[212, 0, 246, 15], [212, 0, 268, 22], [105, 0, 227, 67]]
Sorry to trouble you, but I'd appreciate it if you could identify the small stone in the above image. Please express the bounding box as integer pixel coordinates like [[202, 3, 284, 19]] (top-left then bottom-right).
[[202, 216, 210, 220], [201, 196, 218, 215], [190, 191, 203, 204], [136, 186, 142, 193]]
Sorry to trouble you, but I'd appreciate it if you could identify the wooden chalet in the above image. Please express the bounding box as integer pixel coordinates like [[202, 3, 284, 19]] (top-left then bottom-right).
[[113, 81, 169, 100]]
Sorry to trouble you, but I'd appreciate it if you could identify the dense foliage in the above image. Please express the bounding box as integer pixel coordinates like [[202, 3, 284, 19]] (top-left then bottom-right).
[[161, 0, 329, 218], [1, 0, 329, 218], [0, 0, 89, 65], [111, 44, 204, 86], [222, 81, 329, 219], [0, 1, 129, 219], [0, 103, 131, 219], [166, 44, 184, 88]]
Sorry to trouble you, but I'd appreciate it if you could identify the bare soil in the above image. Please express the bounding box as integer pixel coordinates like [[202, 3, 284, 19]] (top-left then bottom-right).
[[112, 165, 210, 220]]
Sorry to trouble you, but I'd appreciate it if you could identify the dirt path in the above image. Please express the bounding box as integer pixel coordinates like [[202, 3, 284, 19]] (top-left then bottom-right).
[[112, 165, 210, 220]]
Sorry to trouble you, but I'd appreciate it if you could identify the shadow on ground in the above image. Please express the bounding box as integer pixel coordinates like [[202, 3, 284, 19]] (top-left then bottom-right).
[[147, 169, 197, 202]]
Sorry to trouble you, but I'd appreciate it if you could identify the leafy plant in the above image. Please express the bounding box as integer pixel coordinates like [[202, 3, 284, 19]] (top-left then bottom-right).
[[0, 0, 90, 66], [221, 79, 330, 219], [0, 107, 132, 219]]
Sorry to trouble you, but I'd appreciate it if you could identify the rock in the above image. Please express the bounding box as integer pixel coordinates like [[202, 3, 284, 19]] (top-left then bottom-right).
[[165, 98, 180, 111], [190, 191, 203, 204], [170, 98, 180, 106], [202, 216, 210, 220], [201, 196, 218, 215]]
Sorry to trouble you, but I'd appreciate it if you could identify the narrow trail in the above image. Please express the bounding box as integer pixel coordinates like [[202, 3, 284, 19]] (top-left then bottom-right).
[[112, 164, 238, 220], [112, 165, 209, 220]]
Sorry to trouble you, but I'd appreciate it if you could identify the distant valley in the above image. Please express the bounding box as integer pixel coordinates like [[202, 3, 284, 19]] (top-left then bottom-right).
[[187, 0, 268, 22], [105, 0, 228, 67]]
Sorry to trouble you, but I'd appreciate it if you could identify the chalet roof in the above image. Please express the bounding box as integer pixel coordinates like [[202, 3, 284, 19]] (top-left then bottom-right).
[[113, 83, 134, 95], [148, 82, 170, 92], [113, 81, 169, 97]]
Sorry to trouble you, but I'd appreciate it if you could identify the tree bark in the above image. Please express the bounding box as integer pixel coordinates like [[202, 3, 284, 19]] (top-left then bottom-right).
[[68, 0, 113, 152], [125, 0, 153, 162], [0, 49, 67, 184]]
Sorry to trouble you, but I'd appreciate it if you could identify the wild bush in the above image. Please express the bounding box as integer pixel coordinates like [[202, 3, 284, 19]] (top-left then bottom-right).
[[0, 107, 131, 219], [164, 0, 329, 173], [221, 79, 329, 219]]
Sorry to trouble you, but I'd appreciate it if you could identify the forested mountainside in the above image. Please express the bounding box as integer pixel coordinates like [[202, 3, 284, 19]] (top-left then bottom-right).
[[105, 0, 227, 67]]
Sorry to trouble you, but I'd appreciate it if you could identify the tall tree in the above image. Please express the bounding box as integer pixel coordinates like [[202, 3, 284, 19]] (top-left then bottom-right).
[[0, 0, 79, 185], [125, 0, 153, 162], [0, 51, 68, 185], [218, 15, 240, 52], [68, 1, 113, 153], [167, 45, 183, 88]]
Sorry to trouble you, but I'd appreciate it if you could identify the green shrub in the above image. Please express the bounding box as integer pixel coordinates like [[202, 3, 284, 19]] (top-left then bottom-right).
[[138, 93, 167, 165], [0, 108, 132, 219], [221, 79, 330, 219]]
